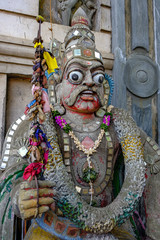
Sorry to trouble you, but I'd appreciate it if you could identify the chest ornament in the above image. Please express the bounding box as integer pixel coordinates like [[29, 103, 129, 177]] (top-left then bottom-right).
[[45, 107, 146, 234], [52, 109, 112, 204]]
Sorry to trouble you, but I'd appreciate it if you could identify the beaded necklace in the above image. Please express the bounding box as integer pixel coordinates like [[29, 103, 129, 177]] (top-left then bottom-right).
[[52, 109, 112, 204]]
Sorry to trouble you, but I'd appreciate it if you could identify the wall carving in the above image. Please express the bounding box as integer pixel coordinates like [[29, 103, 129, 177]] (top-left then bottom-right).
[[39, 0, 97, 30], [124, 53, 158, 98]]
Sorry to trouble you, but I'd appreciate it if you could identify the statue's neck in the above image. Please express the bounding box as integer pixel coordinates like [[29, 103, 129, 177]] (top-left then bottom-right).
[[63, 110, 101, 132]]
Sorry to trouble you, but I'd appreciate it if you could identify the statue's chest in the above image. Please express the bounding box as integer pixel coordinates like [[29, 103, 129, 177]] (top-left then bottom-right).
[[59, 129, 115, 205], [70, 133, 108, 187]]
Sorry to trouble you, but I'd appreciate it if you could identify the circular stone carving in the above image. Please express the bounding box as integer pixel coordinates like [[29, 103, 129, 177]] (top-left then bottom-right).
[[136, 70, 148, 83], [124, 54, 158, 98]]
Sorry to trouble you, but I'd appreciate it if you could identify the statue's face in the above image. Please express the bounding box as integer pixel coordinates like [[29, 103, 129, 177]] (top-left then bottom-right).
[[60, 58, 105, 113]]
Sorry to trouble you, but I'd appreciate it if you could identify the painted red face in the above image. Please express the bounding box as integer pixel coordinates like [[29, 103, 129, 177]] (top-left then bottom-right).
[[61, 59, 105, 113]]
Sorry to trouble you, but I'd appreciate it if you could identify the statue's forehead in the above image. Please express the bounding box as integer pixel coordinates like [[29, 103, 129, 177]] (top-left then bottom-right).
[[65, 58, 104, 71]]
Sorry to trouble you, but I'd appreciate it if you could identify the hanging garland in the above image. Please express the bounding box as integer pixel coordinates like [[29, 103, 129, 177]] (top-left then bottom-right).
[[44, 107, 146, 233]]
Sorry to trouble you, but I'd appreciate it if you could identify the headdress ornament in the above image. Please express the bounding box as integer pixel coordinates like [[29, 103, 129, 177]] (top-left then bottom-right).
[[50, 7, 103, 77]]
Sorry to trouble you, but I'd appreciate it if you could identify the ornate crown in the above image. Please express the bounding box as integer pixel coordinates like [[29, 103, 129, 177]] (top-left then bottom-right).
[[50, 7, 103, 76]]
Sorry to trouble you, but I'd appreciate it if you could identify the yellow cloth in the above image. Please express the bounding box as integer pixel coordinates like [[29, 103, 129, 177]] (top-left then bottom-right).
[[24, 221, 60, 240], [43, 51, 58, 74], [34, 42, 58, 74], [34, 42, 44, 49]]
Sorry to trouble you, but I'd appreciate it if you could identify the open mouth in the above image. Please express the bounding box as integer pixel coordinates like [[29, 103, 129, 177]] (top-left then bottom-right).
[[80, 90, 98, 101]]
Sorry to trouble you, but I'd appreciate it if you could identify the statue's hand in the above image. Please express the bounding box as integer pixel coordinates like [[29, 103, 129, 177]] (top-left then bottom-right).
[[18, 180, 55, 219]]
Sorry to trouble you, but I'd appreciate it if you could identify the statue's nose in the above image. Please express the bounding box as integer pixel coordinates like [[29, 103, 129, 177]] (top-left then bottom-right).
[[82, 70, 95, 87]]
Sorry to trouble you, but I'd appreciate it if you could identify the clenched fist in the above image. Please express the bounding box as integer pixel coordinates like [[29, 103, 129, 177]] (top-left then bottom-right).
[[18, 180, 55, 219]]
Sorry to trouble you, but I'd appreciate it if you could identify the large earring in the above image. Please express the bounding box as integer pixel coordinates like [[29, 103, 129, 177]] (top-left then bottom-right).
[[47, 73, 65, 115], [95, 73, 114, 117]]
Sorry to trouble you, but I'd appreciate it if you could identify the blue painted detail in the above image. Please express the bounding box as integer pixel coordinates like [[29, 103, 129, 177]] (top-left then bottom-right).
[[45, 69, 59, 80], [36, 214, 83, 240], [105, 73, 114, 105], [27, 99, 36, 108], [42, 88, 48, 94]]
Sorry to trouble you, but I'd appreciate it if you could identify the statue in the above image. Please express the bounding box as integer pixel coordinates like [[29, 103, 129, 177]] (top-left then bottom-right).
[[0, 11, 160, 240]]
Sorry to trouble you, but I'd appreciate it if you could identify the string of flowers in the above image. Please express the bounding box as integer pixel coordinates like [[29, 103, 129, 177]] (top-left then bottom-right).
[[52, 110, 112, 134]]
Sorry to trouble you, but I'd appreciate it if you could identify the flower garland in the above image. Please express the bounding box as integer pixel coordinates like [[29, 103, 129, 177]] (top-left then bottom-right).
[[53, 110, 112, 133], [23, 123, 52, 182], [43, 108, 146, 234], [52, 109, 112, 204]]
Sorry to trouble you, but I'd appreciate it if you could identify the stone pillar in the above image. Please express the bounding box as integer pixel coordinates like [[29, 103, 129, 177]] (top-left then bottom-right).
[[112, 0, 159, 141], [0, 74, 7, 156], [111, 0, 127, 109], [153, 0, 160, 145]]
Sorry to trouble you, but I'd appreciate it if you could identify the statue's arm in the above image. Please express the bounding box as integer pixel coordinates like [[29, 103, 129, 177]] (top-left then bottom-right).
[[139, 129, 160, 240], [140, 129, 160, 174]]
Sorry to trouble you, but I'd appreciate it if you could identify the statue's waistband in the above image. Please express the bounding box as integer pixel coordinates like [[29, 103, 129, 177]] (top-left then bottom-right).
[[36, 210, 85, 240]]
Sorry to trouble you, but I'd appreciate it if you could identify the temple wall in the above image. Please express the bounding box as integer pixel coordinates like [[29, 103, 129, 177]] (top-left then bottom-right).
[[0, 1, 112, 160]]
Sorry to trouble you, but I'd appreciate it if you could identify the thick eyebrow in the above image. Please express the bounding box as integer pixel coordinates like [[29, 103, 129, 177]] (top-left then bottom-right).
[[66, 62, 87, 71], [66, 60, 104, 72], [90, 65, 105, 72]]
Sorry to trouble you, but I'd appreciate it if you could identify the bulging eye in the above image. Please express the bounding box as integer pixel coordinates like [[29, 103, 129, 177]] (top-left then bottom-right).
[[68, 71, 83, 84], [93, 73, 104, 85]]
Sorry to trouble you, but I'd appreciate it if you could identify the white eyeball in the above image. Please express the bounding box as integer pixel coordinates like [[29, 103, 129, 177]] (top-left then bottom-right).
[[93, 73, 104, 85], [69, 71, 83, 84]]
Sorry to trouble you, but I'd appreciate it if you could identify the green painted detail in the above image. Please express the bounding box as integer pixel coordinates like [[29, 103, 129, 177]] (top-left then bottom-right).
[[2, 197, 11, 224], [82, 167, 98, 183], [15, 171, 24, 180], [8, 205, 12, 220], [57, 199, 85, 229], [0, 165, 27, 202], [130, 215, 141, 240], [116, 192, 139, 225], [52, 110, 60, 117], [100, 123, 109, 132], [63, 124, 72, 134]]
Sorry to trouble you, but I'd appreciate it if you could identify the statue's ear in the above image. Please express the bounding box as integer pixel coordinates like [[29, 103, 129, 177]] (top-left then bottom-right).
[[55, 83, 62, 102], [54, 83, 65, 115]]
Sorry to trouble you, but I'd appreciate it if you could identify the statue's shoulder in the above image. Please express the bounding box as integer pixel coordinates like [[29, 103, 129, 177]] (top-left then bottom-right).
[[0, 114, 30, 171], [111, 107, 132, 119], [111, 107, 140, 139]]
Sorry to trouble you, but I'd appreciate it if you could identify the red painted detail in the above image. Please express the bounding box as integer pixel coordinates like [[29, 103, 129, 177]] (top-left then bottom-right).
[[55, 220, 66, 233], [80, 230, 87, 237], [145, 173, 148, 179], [143, 192, 148, 218], [72, 152, 81, 164], [100, 189, 108, 207], [83, 49, 92, 57], [99, 156, 104, 164], [50, 202, 56, 212], [81, 136, 94, 149], [44, 212, 54, 226], [67, 226, 79, 237]]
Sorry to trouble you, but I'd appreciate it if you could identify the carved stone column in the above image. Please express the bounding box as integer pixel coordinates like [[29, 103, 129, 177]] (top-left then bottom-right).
[[111, 0, 127, 109], [112, 0, 160, 141]]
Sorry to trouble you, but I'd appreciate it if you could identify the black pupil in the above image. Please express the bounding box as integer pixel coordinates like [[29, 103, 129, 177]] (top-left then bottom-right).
[[72, 73, 79, 81], [98, 76, 104, 83]]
